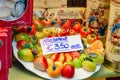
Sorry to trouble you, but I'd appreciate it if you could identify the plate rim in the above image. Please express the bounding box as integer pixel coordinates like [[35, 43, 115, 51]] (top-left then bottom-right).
[[12, 40, 101, 80]]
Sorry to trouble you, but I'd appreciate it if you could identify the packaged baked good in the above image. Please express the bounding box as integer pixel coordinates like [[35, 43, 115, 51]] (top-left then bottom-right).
[[0, 0, 33, 26]]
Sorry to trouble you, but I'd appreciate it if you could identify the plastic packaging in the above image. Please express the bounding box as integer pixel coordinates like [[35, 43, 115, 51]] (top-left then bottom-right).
[[0, 0, 33, 26]]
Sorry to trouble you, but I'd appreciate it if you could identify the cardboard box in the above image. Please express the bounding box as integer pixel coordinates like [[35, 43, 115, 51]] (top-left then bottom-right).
[[0, 0, 33, 26], [33, 7, 86, 25], [47, 7, 86, 19], [34, 0, 67, 8]]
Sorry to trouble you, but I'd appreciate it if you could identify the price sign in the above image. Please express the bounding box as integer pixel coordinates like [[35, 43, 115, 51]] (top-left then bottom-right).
[[40, 35, 84, 55]]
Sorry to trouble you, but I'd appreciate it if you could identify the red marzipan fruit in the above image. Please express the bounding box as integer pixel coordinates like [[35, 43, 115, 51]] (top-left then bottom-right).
[[61, 20, 71, 29], [60, 29, 68, 36], [51, 53, 60, 62], [72, 22, 82, 33], [64, 52, 73, 61], [58, 53, 66, 63], [33, 55, 48, 71], [70, 51, 80, 59], [61, 64, 75, 78], [17, 40, 28, 50], [68, 29, 76, 35]]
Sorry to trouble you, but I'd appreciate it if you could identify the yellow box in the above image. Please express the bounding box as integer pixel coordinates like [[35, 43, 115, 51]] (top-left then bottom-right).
[[34, 0, 67, 8], [47, 7, 86, 19]]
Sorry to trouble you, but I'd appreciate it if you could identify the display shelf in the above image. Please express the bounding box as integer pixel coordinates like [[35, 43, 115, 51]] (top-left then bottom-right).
[[8, 59, 120, 80]]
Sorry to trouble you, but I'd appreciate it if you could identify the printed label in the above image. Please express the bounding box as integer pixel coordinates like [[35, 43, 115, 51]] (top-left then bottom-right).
[[0, 60, 1, 71], [86, 0, 109, 36], [106, 1, 120, 62], [40, 35, 84, 55]]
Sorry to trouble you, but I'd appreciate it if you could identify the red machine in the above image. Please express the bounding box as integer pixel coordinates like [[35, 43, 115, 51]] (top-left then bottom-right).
[[0, 27, 12, 68], [0, 0, 33, 80], [0, 33, 8, 80]]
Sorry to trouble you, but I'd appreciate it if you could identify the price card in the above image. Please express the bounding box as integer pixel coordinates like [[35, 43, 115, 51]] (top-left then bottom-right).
[[40, 35, 84, 55]]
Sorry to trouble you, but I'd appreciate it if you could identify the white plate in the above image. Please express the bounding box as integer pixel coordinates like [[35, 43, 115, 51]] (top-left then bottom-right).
[[12, 40, 101, 80]]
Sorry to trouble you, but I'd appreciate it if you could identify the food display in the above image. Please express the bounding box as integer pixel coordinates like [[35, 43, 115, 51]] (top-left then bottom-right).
[[12, 8, 105, 79]]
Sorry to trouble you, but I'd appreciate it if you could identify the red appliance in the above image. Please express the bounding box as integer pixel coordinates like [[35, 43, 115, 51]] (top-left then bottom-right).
[[0, 33, 8, 80], [0, 27, 12, 68], [0, 0, 34, 80]]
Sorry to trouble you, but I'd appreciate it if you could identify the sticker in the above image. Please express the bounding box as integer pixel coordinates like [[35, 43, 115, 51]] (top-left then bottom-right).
[[40, 35, 84, 55], [0, 60, 2, 71]]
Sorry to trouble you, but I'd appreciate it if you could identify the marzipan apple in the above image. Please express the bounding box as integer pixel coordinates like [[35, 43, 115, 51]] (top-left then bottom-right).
[[50, 27, 59, 35], [72, 58, 82, 68], [60, 29, 68, 36], [42, 28, 50, 37], [15, 33, 30, 42], [80, 53, 89, 62], [47, 63, 62, 78], [68, 29, 75, 35], [89, 53, 104, 64], [61, 64, 75, 78], [82, 57, 96, 72], [35, 31, 44, 40]]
